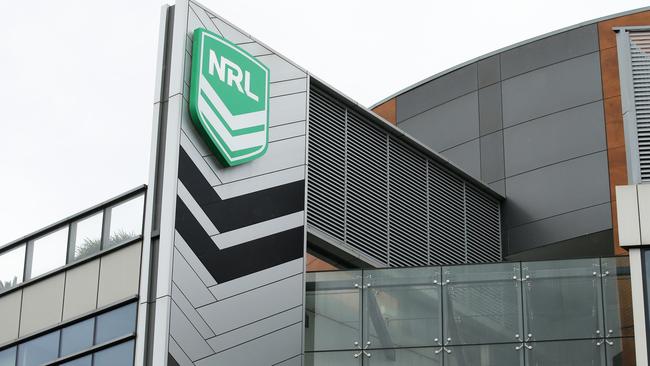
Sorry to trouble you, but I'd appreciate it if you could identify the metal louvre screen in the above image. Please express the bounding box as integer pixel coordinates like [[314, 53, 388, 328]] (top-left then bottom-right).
[[307, 84, 502, 266], [629, 31, 650, 182]]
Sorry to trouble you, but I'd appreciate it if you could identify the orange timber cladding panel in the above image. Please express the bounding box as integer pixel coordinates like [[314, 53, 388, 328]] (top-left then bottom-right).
[[598, 10, 650, 255], [372, 98, 397, 125]]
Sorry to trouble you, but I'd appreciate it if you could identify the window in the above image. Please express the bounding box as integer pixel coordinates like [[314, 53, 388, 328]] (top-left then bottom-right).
[[92, 341, 134, 366], [0, 347, 16, 366], [0, 301, 137, 366], [95, 303, 137, 344], [69, 213, 103, 262], [60, 319, 94, 357], [0, 245, 25, 292], [105, 196, 144, 249], [17, 331, 60, 366], [27, 227, 68, 279]]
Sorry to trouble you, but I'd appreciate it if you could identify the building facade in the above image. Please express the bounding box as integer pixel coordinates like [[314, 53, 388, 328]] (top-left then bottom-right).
[[0, 2, 648, 366]]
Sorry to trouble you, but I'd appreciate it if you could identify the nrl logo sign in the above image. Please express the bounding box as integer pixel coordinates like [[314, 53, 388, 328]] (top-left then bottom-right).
[[189, 28, 270, 167]]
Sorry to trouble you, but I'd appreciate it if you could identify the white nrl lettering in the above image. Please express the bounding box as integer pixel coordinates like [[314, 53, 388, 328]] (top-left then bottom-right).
[[208, 49, 259, 102]]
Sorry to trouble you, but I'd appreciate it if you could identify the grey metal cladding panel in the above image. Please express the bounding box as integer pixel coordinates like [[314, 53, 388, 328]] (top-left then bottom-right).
[[504, 101, 606, 177], [440, 139, 481, 180], [398, 92, 479, 152], [478, 54, 501, 88], [195, 323, 302, 366], [206, 306, 302, 353], [171, 283, 215, 339], [479, 83, 503, 136], [172, 249, 216, 308], [169, 301, 214, 361], [500, 24, 599, 79], [396, 63, 478, 122], [197, 274, 302, 335], [501, 52, 603, 127], [488, 179, 506, 196], [507, 202, 612, 254], [504, 151, 610, 227], [480, 131, 505, 183]]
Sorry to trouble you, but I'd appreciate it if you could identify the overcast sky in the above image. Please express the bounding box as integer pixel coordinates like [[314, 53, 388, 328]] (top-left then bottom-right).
[[0, 0, 648, 245]]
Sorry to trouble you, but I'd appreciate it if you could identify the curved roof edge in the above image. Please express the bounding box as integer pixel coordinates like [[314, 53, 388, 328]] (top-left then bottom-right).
[[370, 5, 650, 109]]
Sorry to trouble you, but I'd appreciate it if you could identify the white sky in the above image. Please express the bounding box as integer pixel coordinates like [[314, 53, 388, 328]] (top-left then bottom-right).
[[0, 0, 648, 245]]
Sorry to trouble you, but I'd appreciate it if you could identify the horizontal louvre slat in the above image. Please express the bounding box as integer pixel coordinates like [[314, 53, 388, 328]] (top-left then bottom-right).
[[630, 31, 650, 182], [307, 85, 502, 267]]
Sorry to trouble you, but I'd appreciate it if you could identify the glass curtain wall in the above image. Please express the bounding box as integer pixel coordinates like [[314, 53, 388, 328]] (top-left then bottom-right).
[[305, 257, 635, 366]]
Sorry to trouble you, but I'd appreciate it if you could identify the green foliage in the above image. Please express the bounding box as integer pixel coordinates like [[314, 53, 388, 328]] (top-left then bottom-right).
[[74, 230, 138, 260]]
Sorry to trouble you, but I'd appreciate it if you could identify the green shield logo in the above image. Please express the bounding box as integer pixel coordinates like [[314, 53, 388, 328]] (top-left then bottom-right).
[[189, 28, 270, 167]]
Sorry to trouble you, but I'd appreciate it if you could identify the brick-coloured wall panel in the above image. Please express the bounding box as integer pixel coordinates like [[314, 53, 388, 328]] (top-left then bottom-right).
[[372, 98, 397, 125]]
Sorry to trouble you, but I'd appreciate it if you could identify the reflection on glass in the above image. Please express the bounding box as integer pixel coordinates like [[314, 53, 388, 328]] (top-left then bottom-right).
[[605, 337, 636, 366], [59, 355, 92, 366], [106, 195, 144, 249], [443, 262, 522, 345], [526, 339, 604, 366], [93, 341, 134, 366], [305, 270, 362, 351], [363, 267, 441, 349], [28, 227, 68, 279], [60, 318, 94, 357], [445, 343, 523, 366], [95, 303, 137, 344], [0, 346, 16, 366], [367, 348, 440, 366], [304, 351, 361, 366], [601, 257, 634, 338], [523, 258, 603, 341], [17, 331, 60, 366], [0, 245, 25, 292], [70, 213, 103, 262]]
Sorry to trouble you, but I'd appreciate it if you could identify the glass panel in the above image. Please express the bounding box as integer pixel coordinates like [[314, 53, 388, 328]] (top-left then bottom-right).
[[605, 337, 636, 366], [304, 351, 361, 366], [366, 348, 441, 366], [60, 318, 94, 357], [0, 245, 25, 292], [28, 227, 68, 279], [95, 303, 137, 344], [305, 270, 361, 351], [92, 340, 134, 366], [59, 355, 92, 366], [525, 339, 605, 366], [363, 267, 441, 348], [523, 258, 603, 341], [106, 195, 144, 248], [70, 213, 103, 262], [16, 331, 60, 366], [601, 257, 634, 338], [443, 262, 523, 345], [445, 343, 523, 366], [0, 346, 16, 366]]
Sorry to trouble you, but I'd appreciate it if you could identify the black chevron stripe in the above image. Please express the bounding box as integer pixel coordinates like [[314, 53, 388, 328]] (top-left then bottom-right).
[[178, 147, 305, 233], [175, 197, 303, 283]]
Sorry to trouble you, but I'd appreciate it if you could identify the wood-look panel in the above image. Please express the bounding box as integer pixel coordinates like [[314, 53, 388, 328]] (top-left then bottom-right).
[[372, 98, 397, 125], [598, 10, 650, 254], [306, 253, 338, 272]]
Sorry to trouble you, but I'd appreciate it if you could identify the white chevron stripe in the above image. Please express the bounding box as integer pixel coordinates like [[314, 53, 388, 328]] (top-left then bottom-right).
[[209, 258, 303, 301], [211, 211, 303, 249], [178, 181, 220, 236], [213, 165, 304, 199], [175, 231, 218, 287]]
